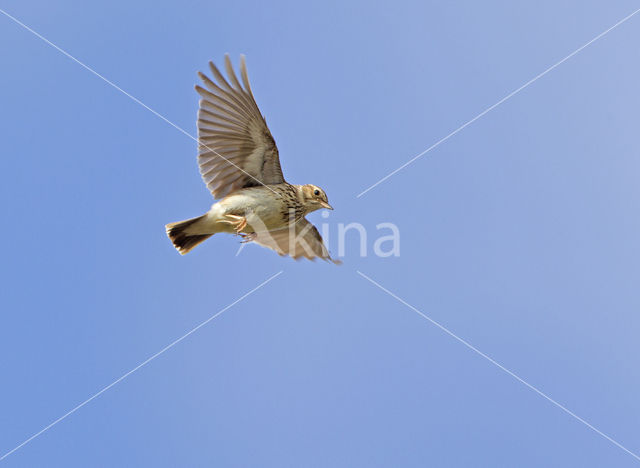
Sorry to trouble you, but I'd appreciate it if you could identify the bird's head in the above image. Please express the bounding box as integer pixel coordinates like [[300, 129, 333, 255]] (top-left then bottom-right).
[[301, 184, 333, 212]]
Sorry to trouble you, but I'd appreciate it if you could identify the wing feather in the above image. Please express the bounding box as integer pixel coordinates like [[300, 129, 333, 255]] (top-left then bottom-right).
[[250, 219, 340, 263], [195, 55, 284, 198]]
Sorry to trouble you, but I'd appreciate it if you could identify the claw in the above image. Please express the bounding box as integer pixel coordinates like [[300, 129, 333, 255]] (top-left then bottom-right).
[[239, 232, 257, 243], [220, 214, 247, 234]]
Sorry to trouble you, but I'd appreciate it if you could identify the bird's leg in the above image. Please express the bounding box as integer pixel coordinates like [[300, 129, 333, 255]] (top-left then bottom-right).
[[220, 214, 247, 234]]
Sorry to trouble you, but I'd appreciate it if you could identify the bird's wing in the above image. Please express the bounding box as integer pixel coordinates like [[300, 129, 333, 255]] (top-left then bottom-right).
[[251, 218, 341, 264], [196, 55, 285, 199]]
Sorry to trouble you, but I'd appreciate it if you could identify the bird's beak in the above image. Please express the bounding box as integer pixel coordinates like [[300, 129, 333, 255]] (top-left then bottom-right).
[[320, 201, 334, 210]]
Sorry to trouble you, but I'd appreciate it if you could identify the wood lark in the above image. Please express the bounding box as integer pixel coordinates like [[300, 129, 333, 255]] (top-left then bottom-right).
[[166, 55, 339, 263]]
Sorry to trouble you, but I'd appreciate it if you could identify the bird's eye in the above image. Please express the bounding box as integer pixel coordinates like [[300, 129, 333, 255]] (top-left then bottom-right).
[[314, 189, 320, 196]]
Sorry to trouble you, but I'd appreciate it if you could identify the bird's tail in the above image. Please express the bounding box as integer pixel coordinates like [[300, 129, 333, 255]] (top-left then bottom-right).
[[165, 214, 213, 255]]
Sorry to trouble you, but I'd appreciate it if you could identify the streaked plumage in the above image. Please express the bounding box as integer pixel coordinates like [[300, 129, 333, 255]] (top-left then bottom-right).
[[166, 55, 338, 263]]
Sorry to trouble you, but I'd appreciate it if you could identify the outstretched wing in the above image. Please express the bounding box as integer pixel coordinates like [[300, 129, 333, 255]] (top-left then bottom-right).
[[196, 55, 285, 199], [251, 218, 341, 264]]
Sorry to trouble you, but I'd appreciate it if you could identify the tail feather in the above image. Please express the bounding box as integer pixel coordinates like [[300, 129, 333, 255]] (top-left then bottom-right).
[[166, 214, 213, 255]]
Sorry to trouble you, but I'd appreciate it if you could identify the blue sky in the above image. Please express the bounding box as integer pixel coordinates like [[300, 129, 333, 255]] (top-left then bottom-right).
[[1, 1, 640, 466]]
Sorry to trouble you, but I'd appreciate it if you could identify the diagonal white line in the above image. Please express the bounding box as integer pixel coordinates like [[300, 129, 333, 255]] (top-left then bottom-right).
[[356, 7, 640, 198], [235, 242, 246, 257], [0, 7, 278, 195], [0, 271, 283, 462], [357, 270, 640, 462]]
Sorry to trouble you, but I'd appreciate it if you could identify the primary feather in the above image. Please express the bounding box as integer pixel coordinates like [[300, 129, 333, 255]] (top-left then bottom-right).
[[195, 55, 284, 199]]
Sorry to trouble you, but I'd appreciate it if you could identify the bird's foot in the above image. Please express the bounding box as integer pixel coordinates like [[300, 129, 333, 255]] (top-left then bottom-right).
[[221, 214, 247, 234], [239, 232, 257, 243]]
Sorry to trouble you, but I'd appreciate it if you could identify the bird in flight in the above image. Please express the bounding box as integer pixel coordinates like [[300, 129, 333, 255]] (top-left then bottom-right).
[[166, 55, 339, 263]]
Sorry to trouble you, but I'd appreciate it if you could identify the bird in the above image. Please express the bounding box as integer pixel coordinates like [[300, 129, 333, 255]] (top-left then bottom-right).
[[166, 55, 339, 263]]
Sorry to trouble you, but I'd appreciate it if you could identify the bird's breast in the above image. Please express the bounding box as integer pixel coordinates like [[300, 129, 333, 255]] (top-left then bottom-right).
[[216, 186, 300, 231]]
